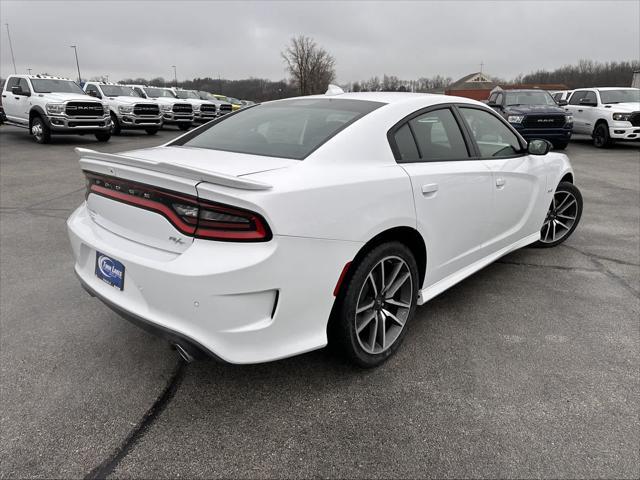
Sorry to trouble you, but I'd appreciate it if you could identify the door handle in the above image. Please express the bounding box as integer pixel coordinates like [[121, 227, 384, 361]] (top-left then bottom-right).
[[1, 94, 6, 98], [421, 183, 439, 196], [496, 178, 506, 188]]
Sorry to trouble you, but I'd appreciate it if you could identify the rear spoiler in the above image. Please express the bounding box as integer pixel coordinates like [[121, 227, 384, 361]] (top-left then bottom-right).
[[75, 148, 272, 191]]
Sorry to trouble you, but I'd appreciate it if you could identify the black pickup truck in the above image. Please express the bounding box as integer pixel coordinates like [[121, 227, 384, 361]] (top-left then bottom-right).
[[487, 88, 573, 150]]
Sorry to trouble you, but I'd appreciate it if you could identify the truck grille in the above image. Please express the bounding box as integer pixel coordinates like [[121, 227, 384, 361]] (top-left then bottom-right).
[[200, 104, 216, 113], [629, 112, 640, 127], [133, 104, 160, 116], [522, 114, 566, 128], [65, 102, 105, 117], [219, 104, 232, 114], [172, 103, 193, 113]]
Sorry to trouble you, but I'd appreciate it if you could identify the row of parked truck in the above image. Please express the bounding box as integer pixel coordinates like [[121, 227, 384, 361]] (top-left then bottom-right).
[[486, 86, 639, 149], [0, 74, 253, 143]]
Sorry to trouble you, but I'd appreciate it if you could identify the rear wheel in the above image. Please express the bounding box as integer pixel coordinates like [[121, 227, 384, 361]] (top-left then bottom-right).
[[593, 122, 612, 148], [330, 242, 418, 368], [31, 116, 51, 144], [110, 113, 121, 135], [145, 128, 159, 135], [533, 181, 583, 248], [178, 123, 191, 131], [95, 132, 111, 142]]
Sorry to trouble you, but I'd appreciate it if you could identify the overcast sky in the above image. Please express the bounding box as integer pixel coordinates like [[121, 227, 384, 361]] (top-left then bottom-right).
[[1, 0, 638, 84]]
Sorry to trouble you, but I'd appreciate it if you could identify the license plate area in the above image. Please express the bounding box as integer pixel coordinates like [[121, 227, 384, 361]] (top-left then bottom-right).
[[95, 251, 125, 290]]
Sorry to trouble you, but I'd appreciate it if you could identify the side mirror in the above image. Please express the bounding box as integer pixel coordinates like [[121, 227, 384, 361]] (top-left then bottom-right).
[[528, 139, 552, 156], [11, 85, 29, 96], [558, 99, 568, 106]]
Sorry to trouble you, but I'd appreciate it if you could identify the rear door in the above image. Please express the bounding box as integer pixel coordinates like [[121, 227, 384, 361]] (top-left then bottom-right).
[[457, 106, 547, 250], [391, 106, 494, 286]]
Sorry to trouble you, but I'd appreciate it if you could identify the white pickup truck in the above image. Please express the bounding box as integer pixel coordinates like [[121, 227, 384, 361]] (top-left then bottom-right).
[[168, 88, 218, 123], [565, 87, 639, 147], [127, 85, 194, 130], [83, 82, 163, 135], [1, 74, 111, 143]]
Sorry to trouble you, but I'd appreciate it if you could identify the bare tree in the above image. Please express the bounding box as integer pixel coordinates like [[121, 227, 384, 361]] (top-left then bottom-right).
[[282, 35, 336, 95]]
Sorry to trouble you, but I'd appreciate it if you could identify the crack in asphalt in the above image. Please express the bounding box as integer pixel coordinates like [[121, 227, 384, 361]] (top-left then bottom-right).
[[496, 259, 599, 273], [84, 359, 187, 480]]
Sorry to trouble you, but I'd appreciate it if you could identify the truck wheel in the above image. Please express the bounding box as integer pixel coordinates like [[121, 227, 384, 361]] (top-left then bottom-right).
[[31, 116, 51, 144], [145, 128, 159, 135], [593, 123, 612, 148], [178, 123, 191, 131], [95, 132, 111, 142], [110, 113, 121, 135]]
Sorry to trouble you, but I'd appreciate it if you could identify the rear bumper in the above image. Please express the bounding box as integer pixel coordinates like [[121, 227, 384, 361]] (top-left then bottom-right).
[[67, 203, 359, 364]]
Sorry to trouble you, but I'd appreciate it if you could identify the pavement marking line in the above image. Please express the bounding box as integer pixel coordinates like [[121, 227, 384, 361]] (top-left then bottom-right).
[[84, 359, 187, 480]]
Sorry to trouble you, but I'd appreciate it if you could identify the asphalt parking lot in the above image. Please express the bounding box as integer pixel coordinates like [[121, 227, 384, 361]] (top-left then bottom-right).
[[1, 125, 638, 479]]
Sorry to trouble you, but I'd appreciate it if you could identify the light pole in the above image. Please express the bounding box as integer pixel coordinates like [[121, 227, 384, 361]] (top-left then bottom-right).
[[27, 68, 32, 75], [171, 65, 177, 88], [5, 23, 17, 74], [70, 45, 82, 83]]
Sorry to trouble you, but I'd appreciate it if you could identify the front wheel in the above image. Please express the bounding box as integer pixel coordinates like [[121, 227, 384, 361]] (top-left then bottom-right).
[[31, 116, 51, 144], [593, 123, 612, 148], [533, 181, 583, 248], [110, 113, 121, 135], [178, 123, 191, 131], [553, 141, 568, 150], [145, 128, 159, 135], [330, 242, 418, 368], [95, 132, 111, 142]]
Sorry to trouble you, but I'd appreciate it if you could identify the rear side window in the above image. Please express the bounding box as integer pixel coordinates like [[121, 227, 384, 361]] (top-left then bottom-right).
[[393, 124, 419, 162], [459, 107, 522, 158], [173, 99, 385, 160], [409, 108, 469, 161]]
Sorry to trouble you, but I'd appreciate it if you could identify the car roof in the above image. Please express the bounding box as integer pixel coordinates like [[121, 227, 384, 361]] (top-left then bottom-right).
[[290, 91, 487, 108]]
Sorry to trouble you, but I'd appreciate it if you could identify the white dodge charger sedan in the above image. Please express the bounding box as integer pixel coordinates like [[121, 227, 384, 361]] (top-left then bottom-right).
[[67, 91, 583, 367]]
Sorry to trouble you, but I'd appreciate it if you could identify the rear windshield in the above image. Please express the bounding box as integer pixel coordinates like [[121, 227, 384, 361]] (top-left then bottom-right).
[[172, 98, 385, 160]]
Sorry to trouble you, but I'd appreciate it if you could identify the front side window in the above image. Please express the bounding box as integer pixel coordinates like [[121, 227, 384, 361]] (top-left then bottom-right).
[[581, 91, 597, 105], [459, 107, 522, 158], [175, 91, 199, 99], [408, 108, 469, 161], [568, 91, 586, 105], [17, 78, 30, 93], [31, 79, 84, 94], [172, 98, 385, 160]]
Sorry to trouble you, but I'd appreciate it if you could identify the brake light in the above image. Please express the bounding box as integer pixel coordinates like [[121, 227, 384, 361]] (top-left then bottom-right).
[[85, 172, 271, 242]]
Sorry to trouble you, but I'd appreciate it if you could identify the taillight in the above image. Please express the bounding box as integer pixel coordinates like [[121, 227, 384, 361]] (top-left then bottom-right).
[[85, 172, 271, 242]]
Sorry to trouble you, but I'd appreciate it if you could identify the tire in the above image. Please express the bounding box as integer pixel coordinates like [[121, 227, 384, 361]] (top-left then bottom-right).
[[330, 241, 419, 368], [95, 132, 111, 142], [110, 113, 121, 135], [178, 123, 191, 131], [552, 141, 568, 150], [532, 181, 583, 248], [30, 116, 51, 144], [145, 128, 159, 135], [593, 122, 612, 148]]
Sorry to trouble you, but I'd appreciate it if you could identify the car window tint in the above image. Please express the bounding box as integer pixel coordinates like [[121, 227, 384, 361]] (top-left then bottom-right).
[[582, 91, 597, 104], [175, 99, 385, 160], [409, 108, 469, 161], [393, 123, 419, 162], [17, 78, 30, 92], [459, 107, 521, 158], [568, 91, 586, 105]]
